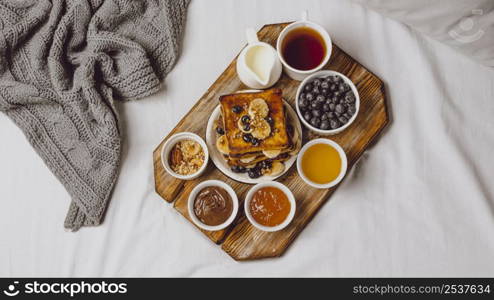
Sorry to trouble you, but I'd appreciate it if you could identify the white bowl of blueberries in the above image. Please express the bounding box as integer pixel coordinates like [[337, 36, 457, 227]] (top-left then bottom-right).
[[296, 70, 359, 135]]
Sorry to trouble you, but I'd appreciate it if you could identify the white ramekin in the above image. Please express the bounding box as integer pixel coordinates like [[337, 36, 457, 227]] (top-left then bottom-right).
[[295, 70, 360, 135], [187, 180, 239, 231], [244, 182, 296, 232], [161, 132, 209, 180], [296, 138, 348, 189]]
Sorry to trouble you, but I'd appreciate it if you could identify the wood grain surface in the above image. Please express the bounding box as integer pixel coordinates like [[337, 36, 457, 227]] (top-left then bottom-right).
[[153, 23, 389, 259]]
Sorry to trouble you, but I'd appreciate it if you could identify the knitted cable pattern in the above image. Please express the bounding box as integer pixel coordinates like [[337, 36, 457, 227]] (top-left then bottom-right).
[[0, 0, 190, 230]]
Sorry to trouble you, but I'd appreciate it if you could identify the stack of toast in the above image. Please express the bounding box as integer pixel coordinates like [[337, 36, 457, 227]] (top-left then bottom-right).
[[215, 89, 300, 178]]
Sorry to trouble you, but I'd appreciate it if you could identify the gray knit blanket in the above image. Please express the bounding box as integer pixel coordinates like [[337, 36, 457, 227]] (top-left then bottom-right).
[[0, 0, 190, 230]]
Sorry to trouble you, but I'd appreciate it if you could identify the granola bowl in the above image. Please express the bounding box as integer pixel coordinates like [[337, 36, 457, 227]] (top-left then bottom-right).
[[161, 132, 209, 180]]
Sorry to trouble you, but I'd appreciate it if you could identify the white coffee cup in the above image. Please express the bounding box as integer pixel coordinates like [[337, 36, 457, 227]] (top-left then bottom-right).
[[276, 11, 332, 81]]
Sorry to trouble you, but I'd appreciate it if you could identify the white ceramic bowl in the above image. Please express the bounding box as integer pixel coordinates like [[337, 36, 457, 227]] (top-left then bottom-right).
[[244, 182, 296, 232], [296, 138, 347, 189], [295, 70, 360, 135], [161, 132, 209, 180], [187, 180, 239, 231]]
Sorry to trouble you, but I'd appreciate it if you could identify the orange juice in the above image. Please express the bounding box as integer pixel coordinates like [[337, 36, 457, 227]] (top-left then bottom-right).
[[301, 143, 341, 184]]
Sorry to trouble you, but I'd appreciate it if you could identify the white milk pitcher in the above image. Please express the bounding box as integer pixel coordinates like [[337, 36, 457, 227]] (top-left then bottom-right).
[[236, 28, 282, 89]]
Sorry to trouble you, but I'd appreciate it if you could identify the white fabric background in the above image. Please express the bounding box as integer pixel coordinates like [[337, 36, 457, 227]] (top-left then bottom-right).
[[353, 0, 494, 67], [1, 0, 493, 277]]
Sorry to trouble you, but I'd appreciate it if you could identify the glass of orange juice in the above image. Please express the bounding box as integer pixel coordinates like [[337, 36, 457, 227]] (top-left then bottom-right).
[[296, 138, 347, 188]]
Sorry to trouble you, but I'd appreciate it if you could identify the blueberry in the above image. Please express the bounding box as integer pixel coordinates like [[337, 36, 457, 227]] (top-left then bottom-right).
[[334, 76, 342, 83], [313, 79, 322, 86], [320, 120, 330, 130], [331, 96, 338, 103], [338, 84, 347, 93], [327, 112, 335, 119], [330, 84, 337, 91], [339, 116, 348, 124], [232, 105, 243, 113], [248, 168, 262, 179], [335, 111, 341, 117], [345, 92, 356, 103], [312, 109, 321, 117], [241, 115, 251, 124], [259, 160, 272, 169], [312, 87, 320, 95], [243, 123, 251, 132], [306, 92, 314, 101], [299, 98, 308, 109], [316, 95, 325, 102], [330, 119, 340, 129], [265, 116, 274, 125], [216, 127, 224, 135], [231, 165, 246, 173], [325, 76, 334, 83], [304, 83, 313, 92], [348, 106, 356, 114], [334, 91, 341, 98], [243, 133, 252, 143], [310, 117, 321, 128], [251, 137, 260, 146], [335, 104, 346, 114], [321, 81, 329, 89], [323, 103, 330, 112], [321, 113, 329, 121], [299, 93, 306, 100], [310, 101, 321, 110], [321, 88, 329, 95], [303, 111, 312, 122], [343, 113, 350, 119], [329, 103, 335, 111]]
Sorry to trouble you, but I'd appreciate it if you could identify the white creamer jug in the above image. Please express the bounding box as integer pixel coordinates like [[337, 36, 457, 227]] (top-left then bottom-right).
[[236, 28, 282, 89]]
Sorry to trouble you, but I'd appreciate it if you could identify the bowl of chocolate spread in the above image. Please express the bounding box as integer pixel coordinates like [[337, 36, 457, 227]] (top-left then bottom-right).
[[188, 180, 239, 231]]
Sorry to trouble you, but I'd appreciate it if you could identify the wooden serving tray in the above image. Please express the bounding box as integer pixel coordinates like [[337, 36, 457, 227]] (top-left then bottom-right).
[[153, 23, 389, 260]]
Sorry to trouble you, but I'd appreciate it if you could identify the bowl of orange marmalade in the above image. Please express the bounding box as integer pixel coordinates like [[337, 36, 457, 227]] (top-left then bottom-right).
[[244, 182, 296, 232], [297, 138, 347, 189]]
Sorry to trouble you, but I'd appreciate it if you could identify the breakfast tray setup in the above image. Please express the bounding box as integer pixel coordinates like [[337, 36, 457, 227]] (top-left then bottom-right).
[[153, 22, 388, 261]]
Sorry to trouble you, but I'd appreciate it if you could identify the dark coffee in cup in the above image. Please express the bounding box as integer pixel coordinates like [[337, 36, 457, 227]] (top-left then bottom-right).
[[281, 27, 326, 71]]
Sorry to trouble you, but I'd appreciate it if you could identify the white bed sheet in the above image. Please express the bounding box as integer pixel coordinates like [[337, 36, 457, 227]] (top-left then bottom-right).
[[1, 0, 493, 277]]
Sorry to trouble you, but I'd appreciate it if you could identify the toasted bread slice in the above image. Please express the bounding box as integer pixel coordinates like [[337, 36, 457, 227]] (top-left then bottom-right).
[[219, 89, 291, 157]]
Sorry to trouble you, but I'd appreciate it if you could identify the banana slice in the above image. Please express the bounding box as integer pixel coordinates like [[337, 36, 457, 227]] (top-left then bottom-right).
[[262, 149, 281, 159], [266, 161, 285, 177], [251, 119, 271, 139], [240, 156, 257, 164], [248, 98, 269, 118], [216, 135, 229, 155], [237, 118, 252, 133], [190, 158, 203, 167]]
